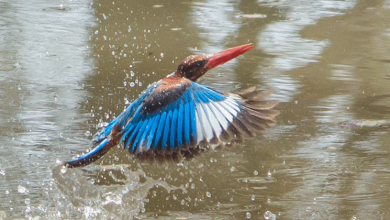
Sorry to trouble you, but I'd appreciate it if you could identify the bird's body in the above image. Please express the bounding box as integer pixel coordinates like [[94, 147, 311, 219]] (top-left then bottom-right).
[[65, 44, 279, 168]]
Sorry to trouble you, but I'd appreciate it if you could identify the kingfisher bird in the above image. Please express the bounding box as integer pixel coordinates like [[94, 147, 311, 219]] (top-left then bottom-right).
[[65, 43, 279, 168]]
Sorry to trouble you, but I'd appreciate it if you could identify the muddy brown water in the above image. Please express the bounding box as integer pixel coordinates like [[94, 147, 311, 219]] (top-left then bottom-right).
[[0, 0, 390, 219]]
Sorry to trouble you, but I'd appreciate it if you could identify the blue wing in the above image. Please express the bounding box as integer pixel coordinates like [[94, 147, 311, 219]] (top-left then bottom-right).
[[119, 81, 274, 154], [65, 81, 278, 167]]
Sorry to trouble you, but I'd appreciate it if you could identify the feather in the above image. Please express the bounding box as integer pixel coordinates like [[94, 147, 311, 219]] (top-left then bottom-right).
[[161, 107, 172, 150], [131, 118, 149, 152], [125, 120, 144, 151], [153, 111, 167, 149], [146, 114, 161, 149], [177, 102, 184, 147], [170, 103, 179, 149], [138, 116, 156, 151]]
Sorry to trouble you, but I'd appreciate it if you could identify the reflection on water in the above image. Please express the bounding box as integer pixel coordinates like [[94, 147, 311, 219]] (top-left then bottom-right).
[[258, 1, 356, 71], [191, 0, 241, 87], [0, 0, 390, 219], [0, 0, 95, 218]]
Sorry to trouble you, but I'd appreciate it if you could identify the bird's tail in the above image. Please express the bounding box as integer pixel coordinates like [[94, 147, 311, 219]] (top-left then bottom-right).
[[64, 139, 110, 168], [64, 122, 122, 168], [64, 102, 139, 168]]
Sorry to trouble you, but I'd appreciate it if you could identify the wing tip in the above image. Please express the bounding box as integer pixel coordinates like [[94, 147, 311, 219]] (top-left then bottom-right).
[[64, 136, 117, 168], [211, 87, 280, 144]]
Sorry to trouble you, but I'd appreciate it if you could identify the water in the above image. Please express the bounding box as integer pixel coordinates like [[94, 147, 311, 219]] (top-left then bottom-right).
[[1, 0, 390, 219]]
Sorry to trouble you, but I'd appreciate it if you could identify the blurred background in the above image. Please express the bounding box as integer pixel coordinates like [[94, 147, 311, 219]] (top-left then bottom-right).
[[1, 0, 390, 219]]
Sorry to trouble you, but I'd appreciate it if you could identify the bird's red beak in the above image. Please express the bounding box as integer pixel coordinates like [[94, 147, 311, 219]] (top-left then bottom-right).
[[205, 43, 254, 69]]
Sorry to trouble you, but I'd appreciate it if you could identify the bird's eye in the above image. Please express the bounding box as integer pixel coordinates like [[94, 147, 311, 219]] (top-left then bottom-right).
[[196, 61, 203, 67]]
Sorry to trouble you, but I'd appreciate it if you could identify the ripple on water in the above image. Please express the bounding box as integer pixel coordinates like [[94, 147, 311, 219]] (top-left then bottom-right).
[[237, 176, 276, 184], [42, 5, 72, 11]]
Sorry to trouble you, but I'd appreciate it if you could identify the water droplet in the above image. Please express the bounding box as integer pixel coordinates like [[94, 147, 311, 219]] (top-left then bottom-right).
[[230, 166, 236, 172], [139, 82, 143, 87], [99, 106, 103, 111], [130, 82, 135, 87], [351, 216, 357, 220], [206, 192, 211, 198], [313, 197, 317, 204], [102, 13, 107, 20], [267, 198, 271, 204], [191, 183, 195, 189], [94, 30, 99, 35], [181, 199, 185, 205], [103, 35, 107, 40], [267, 170, 272, 177], [17, 185, 28, 194], [24, 198, 30, 205], [264, 211, 276, 220], [160, 53, 164, 58], [130, 71, 135, 77], [5, 190, 9, 195], [251, 195, 255, 201], [246, 212, 251, 219], [85, 130, 92, 137], [253, 170, 258, 176], [60, 166, 67, 174]]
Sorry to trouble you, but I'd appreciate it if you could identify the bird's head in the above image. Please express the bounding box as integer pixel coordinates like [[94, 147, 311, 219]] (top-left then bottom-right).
[[176, 43, 254, 81]]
